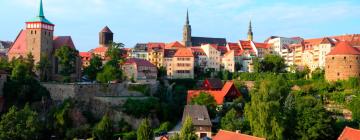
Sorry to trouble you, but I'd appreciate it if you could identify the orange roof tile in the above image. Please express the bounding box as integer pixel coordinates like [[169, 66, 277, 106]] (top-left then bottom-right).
[[174, 48, 194, 57], [213, 130, 265, 140], [327, 41, 360, 55], [187, 81, 241, 105], [147, 42, 165, 51], [239, 40, 252, 49], [338, 127, 360, 140], [92, 46, 108, 53], [165, 41, 184, 49], [254, 42, 270, 49]]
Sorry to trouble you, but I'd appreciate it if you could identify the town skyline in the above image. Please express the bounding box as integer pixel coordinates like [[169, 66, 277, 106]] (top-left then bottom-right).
[[1, 0, 360, 51]]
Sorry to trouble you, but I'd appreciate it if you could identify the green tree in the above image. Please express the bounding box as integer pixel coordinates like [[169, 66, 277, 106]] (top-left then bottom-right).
[[349, 95, 360, 122], [0, 57, 10, 71], [83, 54, 103, 81], [36, 54, 52, 81], [0, 105, 41, 140], [93, 114, 113, 140], [52, 99, 73, 137], [55, 46, 78, 82], [293, 96, 334, 139], [245, 76, 290, 140], [221, 108, 242, 131], [137, 118, 153, 140], [106, 42, 125, 67], [179, 116, 197, 140], [190, 92, 217, 118], [96, 64, 122, 83], [253, 54, 287, 73]]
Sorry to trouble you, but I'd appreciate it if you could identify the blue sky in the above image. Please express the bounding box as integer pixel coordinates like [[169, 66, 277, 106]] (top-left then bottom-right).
[[1, 0, 360, 52]]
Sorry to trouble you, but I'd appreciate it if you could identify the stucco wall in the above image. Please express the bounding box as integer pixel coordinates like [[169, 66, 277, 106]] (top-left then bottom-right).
[[325, 55, 360, 81]]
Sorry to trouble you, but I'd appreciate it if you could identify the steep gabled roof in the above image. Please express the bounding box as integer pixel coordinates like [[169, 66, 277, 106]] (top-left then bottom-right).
[[182, 105, 212, 126], [338, 127, 360, 140], [190, 47, 206, 58], [174, 48, 193, 57], [239, 40, 252, 49], [187, 81, 241, 105], [53, 36, 76, 50], [327, 41, 360, 55], [213, 130, 265, 140], [164, 49, 177, 58], [191, 36, 227, 46], [204, 78, 223, 89], [8, 30, 27, 56]]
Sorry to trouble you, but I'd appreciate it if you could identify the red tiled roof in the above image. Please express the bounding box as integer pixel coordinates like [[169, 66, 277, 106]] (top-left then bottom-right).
[[53, 36, 75, 50], [338, 127, 360, 140], [327, 41, 360, 55], [227, 42, 241, 50], [92, 46, 108, 53], [8, 30, 27, 56], [80, 52, 92, 61], [187, 81, 241, 105], [239, 40, 252, 49], [165, 41, 185, 49], [216, 46, 228, 54], [148, 42, 165, 50], [234, 50, 244, 56], [174, 48, 194, 57], [254, 42, 270, 49], [213, 130, 265, 140], [331, 34, 360, 46], [124, 58, 156, 67]]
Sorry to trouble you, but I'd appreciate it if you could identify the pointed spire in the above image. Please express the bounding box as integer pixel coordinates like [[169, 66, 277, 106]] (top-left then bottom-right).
[[248, 20, 252, 33], [248, 20, 253, 41], [186, 9, 189, 25], [38, 0, 45, 17]]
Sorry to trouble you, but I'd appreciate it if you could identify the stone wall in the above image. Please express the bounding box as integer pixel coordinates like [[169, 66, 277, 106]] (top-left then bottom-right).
[[42, 82, 158, 101], [325, 55, 360, 81]]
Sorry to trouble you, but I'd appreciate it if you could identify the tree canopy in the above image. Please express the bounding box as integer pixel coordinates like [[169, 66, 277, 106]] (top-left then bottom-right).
[[179, 116, 197, 140], [54, 46, 78, 82], [83, 54, 103, 81], [137, 118, 153, 140], [93, 114, 114, 140], [253, 54, 287, 73]]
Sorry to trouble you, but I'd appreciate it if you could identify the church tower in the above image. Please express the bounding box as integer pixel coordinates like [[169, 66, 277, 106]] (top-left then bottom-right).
[[183, 9, 192, 47], [25, 0, 54, 63], [247, 20, 253, 41], [99, 26, 113, 47]]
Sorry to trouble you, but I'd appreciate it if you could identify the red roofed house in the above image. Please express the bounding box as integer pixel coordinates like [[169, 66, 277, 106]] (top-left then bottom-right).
[[122, 58, 157, 83], [167, 48, 194, 79], [325, 41, 360, 81], [7, 0, 81, 81], [187, 81, 241, 105], [79, 52, 92, 68], [213, 130, 265, 140], [147, 42, 165, 68], [338, 126, 360, 140], [203, 78, 223, 90]]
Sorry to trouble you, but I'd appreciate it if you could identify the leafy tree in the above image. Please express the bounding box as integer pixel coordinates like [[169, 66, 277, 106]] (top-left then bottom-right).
[[293, 96, 334, 139], [245, 76, 290, 140], [0, 57, 10, 71], [106, 42, 125, 67], [36, 54, 52, 81], [93, 114, 113, 140], [157, 66, 167, 79], [11, 60, 32, 81], [190, 92, 217, 118], [0, 105, 41, 140], [253, 54, 286, 73], [154, 122, 171, 135], [83, 54, 103, 81], [51, 99, 73, 137], [96, 64, 122, 83], [220, 108, 242, 131], [349, 95, 360, 122], [137, 118, 153, 140], [311, 68, 325, 81], [179, 116, 197, 140], [55, 46, 78, 81], [170, 133, 181, 140]]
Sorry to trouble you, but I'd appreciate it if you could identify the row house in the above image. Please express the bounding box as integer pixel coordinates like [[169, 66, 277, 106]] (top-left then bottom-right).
[[167, 48, 194, 79], [266, 36, 303, 68], [122, 58, 157, 83], [147, 42, 165, 68]]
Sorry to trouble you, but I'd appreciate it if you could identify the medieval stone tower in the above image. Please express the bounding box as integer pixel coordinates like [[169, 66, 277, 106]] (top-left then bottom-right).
[[99, 26, 113, 47], [183, 10, 192, 47], [25, 0, 54, 63], [247, 20, 253, 41]]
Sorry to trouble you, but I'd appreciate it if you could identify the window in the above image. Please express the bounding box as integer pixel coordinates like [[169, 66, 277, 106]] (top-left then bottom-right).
[[332, 57, 334, 60], [350, 65, 352, 68], [337, 73, 340, 76], [344, 57, 347, 60]]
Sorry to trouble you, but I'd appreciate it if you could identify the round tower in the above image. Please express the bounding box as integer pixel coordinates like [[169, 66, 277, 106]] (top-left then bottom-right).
[[325, 42, 360, 81]]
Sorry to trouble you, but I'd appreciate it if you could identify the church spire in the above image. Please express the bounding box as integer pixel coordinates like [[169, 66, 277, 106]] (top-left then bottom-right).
[[186, 9, 189, 25], [248, 20, 253, 41], [38, 0, 45, 17]]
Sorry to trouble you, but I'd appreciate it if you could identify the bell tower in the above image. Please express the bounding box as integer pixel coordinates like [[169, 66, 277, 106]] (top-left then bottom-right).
[[99, 26, 114, 47], [183, 9, 192, 47], [25, 0, 54, 63]]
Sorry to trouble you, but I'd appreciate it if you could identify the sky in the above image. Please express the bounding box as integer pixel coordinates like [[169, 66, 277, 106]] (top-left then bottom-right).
[[1, 0, 360, 52]]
